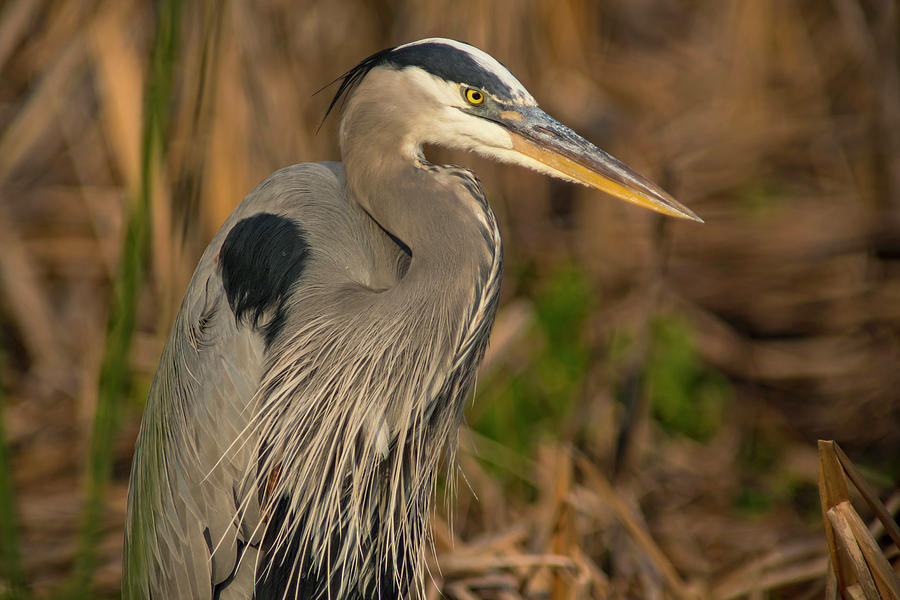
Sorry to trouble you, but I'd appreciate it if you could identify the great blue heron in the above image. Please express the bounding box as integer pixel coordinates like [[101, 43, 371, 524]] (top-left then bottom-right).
[[123, 38, 699, 600]]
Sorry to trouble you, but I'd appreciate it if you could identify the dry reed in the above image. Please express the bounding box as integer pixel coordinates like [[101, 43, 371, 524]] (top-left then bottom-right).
[[0, 0, 898, 597]]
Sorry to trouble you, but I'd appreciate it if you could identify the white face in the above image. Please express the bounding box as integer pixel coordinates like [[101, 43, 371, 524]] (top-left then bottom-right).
[[336, 39, 542, 165], [342, 56, 584, 188], [395, 67, 518, 154], [374, 65, 589, 186]]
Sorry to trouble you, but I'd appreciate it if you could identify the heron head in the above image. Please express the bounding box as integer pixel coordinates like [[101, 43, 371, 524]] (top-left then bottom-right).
[[327, 38, 701, 222]]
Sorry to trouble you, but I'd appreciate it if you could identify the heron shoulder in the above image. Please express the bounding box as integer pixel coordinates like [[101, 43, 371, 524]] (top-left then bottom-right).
[[219, 160, 408, 320]]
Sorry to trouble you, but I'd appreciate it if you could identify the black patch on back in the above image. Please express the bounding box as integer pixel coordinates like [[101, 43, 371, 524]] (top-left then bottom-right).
[[322, 40, 514, 125], [219, 213, 309, 346]]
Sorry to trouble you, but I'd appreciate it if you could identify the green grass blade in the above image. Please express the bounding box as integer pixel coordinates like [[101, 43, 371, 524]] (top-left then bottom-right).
[[66, 0, 183, 596]]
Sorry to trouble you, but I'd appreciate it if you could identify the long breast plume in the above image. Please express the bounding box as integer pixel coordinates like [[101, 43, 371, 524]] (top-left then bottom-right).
[[231, 191, 502, 598]]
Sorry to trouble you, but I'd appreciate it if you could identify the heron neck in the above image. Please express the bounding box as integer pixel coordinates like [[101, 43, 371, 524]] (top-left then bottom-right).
[[339, 91, 501, 299], [345, 156, 487, 271]]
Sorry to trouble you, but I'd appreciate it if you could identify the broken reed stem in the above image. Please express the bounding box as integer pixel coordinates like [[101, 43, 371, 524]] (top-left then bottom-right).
[[825, 503, 880, 599], [834, 501, 900, 600], [833, 442, 900, 552], [818, 440, 900, 600], [818, 440, 856, 593]]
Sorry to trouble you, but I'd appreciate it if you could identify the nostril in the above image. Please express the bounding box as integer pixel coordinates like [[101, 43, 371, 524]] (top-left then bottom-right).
[[534, 125, 559, 138]]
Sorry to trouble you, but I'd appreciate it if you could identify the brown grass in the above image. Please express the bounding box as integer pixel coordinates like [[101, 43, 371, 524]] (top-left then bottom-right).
[[1, 0, 899, 597]]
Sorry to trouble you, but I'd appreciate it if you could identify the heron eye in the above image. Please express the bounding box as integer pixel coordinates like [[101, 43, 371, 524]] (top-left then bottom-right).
[[465, 89, 484, 105]]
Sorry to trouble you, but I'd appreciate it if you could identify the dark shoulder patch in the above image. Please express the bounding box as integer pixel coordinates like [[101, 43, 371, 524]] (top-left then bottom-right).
[[219, 213, 309, 345]]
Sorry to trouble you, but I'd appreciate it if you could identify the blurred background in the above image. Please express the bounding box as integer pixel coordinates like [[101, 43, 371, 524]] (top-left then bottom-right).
[[1, 0, 898, 597]]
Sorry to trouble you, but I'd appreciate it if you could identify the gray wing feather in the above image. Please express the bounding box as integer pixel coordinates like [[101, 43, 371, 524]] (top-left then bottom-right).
[[124, 276, 264, 599], [124, 163, 362, 599]]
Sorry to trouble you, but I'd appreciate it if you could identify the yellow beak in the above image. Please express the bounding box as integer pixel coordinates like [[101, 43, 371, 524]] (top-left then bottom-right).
[[497, 106, 701, 222]]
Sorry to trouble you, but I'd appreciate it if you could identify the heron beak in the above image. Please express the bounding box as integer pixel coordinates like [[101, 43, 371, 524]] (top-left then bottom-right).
[[495, 106, 702, 222]]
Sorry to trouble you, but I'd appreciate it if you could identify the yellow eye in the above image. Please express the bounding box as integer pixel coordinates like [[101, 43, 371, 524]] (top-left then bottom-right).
[[465, 88, 484, 105]]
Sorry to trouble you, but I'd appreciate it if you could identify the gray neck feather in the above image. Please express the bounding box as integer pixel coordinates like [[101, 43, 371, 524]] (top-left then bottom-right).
[[241, 78, 503, 599]]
